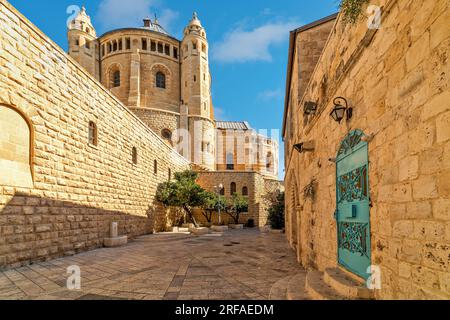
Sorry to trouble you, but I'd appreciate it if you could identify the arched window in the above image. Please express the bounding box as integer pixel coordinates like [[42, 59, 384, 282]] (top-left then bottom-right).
[[226, 153, 234, 170], [88, 121, 97, 146], [0, 105, 33, 188], [162, 129, 172, 140], [161, 129, 173, 147], [156, 72, 166, 89], [220, 187, 225, 196], [154, 160, 158, 174], [230, 182, 237, 195], [168, 168, 172, 181], [242, 187, 249, 196], [111, 70, 120, 88], [266, 152, 273, 171], [132, 147, 138, 165]]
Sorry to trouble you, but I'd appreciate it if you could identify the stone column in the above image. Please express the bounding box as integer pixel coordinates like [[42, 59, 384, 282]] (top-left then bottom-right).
[[128, 50, 141, 107]]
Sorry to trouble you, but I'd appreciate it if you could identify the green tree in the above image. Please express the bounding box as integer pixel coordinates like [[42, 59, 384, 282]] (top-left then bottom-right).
[[201, 192, 227, 224], [226, 193, 249, 225], [267, 192, 285, 230], [156, 170, 207, 227]]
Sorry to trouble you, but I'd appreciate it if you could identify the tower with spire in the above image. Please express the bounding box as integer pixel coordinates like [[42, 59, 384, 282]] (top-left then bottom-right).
[[67, 6, 100, 79], [180, 12, 215, 170]]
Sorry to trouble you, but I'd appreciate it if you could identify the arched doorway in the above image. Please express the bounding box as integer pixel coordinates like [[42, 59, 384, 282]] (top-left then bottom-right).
[[287, 175, 299, 251], [0, 105, 33, 188], [336, 130, 371, 279]]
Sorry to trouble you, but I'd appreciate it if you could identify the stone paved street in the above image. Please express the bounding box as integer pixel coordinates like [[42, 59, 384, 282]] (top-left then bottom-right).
[[0, 230, 304, 300]]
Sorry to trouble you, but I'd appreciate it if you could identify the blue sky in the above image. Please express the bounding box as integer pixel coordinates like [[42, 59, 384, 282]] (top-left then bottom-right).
[[10, 0, 338, 179]]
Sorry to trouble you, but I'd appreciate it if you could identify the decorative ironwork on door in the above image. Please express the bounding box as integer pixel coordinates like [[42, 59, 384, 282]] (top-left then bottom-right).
[[338, 165, 368, 204], [338, 222, 369, 257], [336, 130, 371, 280]]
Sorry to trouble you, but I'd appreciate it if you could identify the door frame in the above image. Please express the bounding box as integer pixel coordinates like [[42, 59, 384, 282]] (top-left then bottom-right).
[[335, 129, 371, 280]]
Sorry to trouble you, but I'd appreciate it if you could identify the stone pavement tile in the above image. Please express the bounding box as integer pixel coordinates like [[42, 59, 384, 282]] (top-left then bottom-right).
[[0, 230, 305, 300], [163, 292, 179, 300]]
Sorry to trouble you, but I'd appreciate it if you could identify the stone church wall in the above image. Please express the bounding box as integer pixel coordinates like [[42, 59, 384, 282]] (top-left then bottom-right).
[[195, 171, 283, 228], [284, 0, 450, 299], [0, 0, 190, 269]]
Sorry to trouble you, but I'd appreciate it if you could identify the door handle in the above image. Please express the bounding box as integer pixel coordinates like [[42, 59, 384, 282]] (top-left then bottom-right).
[[351, 205, 357, 218]]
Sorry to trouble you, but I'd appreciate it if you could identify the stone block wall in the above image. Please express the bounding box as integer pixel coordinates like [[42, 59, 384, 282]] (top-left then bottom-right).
[[195, 171, 283, 228], [0, 0, 190, 269], [130, 108, 180, 144], [284, 0, 450, 299]]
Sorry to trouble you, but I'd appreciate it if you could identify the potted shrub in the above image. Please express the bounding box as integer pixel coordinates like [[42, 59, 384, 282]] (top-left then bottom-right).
[[267, 192, 285, 231], [226, 193, 248, 229]]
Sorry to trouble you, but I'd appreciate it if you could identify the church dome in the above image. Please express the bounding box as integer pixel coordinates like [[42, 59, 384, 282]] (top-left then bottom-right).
[[141, 17, 169, 36]]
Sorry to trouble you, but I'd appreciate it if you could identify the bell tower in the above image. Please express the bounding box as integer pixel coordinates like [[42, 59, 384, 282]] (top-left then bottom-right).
[[180, 13, 215, 170], [67, 6, 99, 80], [181, 12, 212, 118]]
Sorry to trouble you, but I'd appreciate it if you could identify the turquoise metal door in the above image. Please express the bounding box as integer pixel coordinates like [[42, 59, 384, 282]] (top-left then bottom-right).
[[336, 130, 371, 280]]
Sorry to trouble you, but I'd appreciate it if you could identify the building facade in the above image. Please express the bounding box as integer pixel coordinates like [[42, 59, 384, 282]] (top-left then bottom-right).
[[67, 7, 279, 177], [283, 0, 449, 299], [0, 1, 282, 269]]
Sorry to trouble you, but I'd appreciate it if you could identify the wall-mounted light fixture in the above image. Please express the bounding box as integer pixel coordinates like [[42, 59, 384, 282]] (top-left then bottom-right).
[[330, 97, 353, 123], [361, 133, 375, 143], [294, 141, 315, 153], [303, 101, 317, 115]]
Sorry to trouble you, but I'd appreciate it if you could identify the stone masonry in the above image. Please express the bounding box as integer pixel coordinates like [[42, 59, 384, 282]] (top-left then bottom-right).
[[0, 0, 190, 269], [283, 0, 450, 299], [194, 171, 283, 228]]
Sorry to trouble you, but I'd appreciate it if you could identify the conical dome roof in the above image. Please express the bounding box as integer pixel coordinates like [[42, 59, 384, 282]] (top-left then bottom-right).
[[188, 12, 202, 27], [68, 6, 96, 37]]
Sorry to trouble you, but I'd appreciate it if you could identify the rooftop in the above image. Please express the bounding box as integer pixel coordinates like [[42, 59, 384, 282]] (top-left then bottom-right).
[[216, 121, 251, 131], [141, 17, 169, 36]]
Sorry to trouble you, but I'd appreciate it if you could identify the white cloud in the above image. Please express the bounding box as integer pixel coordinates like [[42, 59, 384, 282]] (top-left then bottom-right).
[[214, 107, 228, 121], [258, 89, 283, 101], [95, 0, 177, 32], [158, 9, 179, 32], [212, 21, 298, 63]]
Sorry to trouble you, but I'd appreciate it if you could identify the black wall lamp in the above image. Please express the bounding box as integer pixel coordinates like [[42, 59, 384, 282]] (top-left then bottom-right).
[[294, 141, 315, 153], [330, 97, 353, 123], [303, 101, 317, 115]]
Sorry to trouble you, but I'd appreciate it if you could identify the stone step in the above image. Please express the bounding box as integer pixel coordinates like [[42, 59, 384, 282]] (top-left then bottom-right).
[[286, 272, 310, 300], [323, 268, 373, 299], [269, 275, 293, 300], [305, 270, 346, 300]]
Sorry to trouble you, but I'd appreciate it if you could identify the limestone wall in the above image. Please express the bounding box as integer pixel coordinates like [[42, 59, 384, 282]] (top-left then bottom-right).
[[0, 0, 190, 269], [99, 30, 181, 112], [284, 0, 450, 299], [130, 108, 180, 145], [195, 171, 283, 228]]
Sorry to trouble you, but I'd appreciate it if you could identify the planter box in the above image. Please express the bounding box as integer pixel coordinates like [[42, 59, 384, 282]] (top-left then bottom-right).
[[172, 227, 190, 233], [104, 236, 127, 248], [270, 229, 284, 234], [228, 224, 244, 229], [211, 225, 229, 232], [189, 227, 210, 235]]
